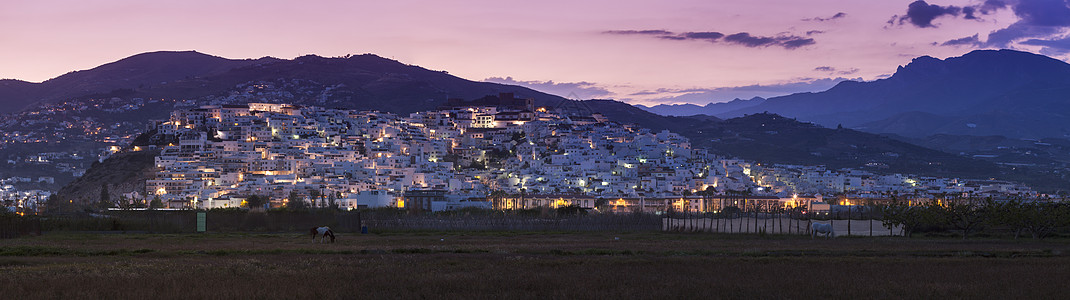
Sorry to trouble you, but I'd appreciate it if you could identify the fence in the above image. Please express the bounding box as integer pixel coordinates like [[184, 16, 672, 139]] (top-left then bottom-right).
[[0, 215, 42, 239], [363, 213, 660, 232], [35, 210, 663, 233], [663, 217, 904, 236]]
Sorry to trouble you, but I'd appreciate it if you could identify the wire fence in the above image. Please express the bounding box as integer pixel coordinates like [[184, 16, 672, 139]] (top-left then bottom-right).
[[0, 215, 42, 239], [6, 209, 910, 237], [662, 211, 904, 237], [27, 210, 663, 233]]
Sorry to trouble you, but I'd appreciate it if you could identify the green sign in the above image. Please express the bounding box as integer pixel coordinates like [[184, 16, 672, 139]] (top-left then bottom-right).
[[197, 212, 206, 233]]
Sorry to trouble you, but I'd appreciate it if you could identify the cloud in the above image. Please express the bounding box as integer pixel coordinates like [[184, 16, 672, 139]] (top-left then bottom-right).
[[723, 33, 778, 47], [894, 0, 1009, 28], [681, 31, 725, 42], [1021, 36, 1070, 55], [631, 77, 861, 104], [893, 0, 1070, 55], [602, 30, 674, 35], [803, 12, 847, 22], [900, 1, 963, 28], [722, 32, 815, 49], [484, 76, 612, 99], [602, 29, 814, 50], [781, 37, 818, 49], [985, 0, 1070, 47], [941, 34, 982, 46], [805, 30, 825, 36], [813, 66, 860, 75]]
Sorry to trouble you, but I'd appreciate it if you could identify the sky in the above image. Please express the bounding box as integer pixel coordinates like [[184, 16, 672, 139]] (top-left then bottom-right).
[[2, 0, 1070, 106]]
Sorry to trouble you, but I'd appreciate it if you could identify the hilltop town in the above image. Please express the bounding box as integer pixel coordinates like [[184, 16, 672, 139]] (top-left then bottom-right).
[[105, 93, 1038, 214]]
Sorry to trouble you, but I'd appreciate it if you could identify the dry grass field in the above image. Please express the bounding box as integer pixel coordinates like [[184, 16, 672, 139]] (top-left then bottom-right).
[[0, 231, 1068, 299]]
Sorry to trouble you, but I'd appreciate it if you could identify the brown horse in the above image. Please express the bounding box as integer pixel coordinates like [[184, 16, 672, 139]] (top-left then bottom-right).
[[310, 226, 335, 243]]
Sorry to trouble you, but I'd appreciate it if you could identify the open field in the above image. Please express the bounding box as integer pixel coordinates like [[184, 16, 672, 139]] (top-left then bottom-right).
[[1, 232, 1068, 299]]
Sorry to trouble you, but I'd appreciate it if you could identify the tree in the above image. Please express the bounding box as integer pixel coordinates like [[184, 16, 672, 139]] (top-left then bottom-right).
[[149, 196, 164, 210], [98, 184, 112, 211], [489, 190, 508, 209], [286, 191, 307, 211], [881, 200, 943, 238], [701, 186, 717, 213], [309, 190, 321, 208], [943, 198, 985, 240], [556, 204, 587, 216], [1019, 202, 1070, 239], [118, 196, 131, 210], [245, 195, 267, 209], [594, 198, 608, 211], [328, 193, 339, 210], [45, 195, 72, 215]]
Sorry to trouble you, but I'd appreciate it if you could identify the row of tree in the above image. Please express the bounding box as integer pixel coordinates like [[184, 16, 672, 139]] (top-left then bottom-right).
[[880, 199, 1070, 239]]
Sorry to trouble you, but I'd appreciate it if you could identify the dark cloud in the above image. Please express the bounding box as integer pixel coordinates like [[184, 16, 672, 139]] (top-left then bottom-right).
[[986, 23, 1060, 46], [724, 33, 777, 47], [805, 30, 825, 36], [601, 29, 814, 50], [1013, 0, 1070, 26], [813, 66, 860, 75], [633, 77, 861, 104], [983, 0, 1070, 51], [602, 30, 674, 35], [804, 12, 847, 22], [963, 6, 978, 19], [982, 0, 1010, 11], [941, 34, 982, 46], [722, 32, 815, 49], [895, 0, 1010, 28], [658, 35, 687, 40], [681, 32, 725, 42], [781, 37, 817, 49], [891, 0, 1070, 55], [900, 1, 962, 28], [838, 68, 861, 75], [484, 77, 612, 99], [1021, 36, 1070, 55]]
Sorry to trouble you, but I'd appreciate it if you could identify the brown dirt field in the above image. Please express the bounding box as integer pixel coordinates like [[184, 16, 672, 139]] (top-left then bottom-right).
[[0, 232, 1068, 299]]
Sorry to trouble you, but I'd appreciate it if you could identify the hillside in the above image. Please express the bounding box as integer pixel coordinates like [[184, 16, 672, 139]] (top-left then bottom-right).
[[56, 150, 160, 204], [0, 51, 270, 113], [0, 51, 573, 116], [0, 79, 43, 113], [680, 113, 999, 176], [714, 50, 1070, 139]]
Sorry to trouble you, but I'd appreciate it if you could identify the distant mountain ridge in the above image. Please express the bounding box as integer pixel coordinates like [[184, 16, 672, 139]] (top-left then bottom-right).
[[711, 50, 1070, 139], [637, 97, 766, 116]]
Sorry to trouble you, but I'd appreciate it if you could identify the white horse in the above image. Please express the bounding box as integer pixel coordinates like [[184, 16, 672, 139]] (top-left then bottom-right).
[[811, 222, 834, 239], [310, 226, 335, 243]]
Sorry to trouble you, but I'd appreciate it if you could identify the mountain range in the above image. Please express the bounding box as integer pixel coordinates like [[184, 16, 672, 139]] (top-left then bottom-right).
[[641, 50, 1070, 140]]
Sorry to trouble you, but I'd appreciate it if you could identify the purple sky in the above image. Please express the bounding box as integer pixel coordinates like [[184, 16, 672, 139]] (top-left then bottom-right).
[[2, 0, 1069, 105]]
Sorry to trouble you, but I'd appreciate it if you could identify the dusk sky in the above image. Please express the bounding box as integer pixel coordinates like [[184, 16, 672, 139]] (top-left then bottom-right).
[[3, 0, 1070, 106]]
